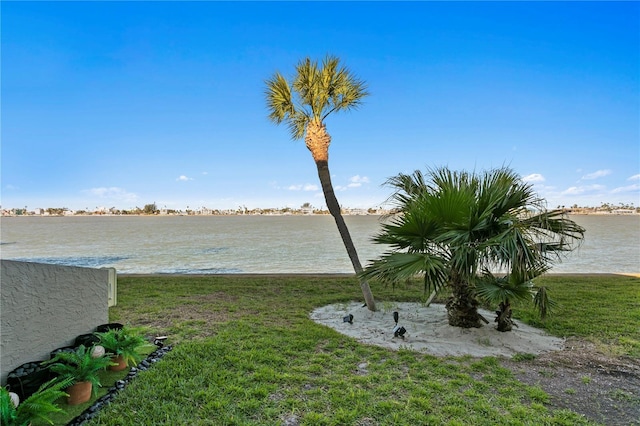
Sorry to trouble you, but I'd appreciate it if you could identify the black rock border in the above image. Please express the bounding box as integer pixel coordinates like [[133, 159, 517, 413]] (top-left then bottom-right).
[[66, 345, 173, 426]]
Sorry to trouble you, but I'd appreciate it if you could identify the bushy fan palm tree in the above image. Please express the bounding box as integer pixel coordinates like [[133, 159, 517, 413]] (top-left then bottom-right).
[[361, 166, 585, 329], [266, 55, 376, 310]]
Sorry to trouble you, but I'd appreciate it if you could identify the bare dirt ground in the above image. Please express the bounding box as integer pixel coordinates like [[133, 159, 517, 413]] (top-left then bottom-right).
[[501, 338, 640, 426]]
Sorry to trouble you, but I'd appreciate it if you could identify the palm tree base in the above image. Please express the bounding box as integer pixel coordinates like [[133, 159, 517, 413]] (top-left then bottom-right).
[[494, 301, 516, 332], [445, 297, 484, 328]]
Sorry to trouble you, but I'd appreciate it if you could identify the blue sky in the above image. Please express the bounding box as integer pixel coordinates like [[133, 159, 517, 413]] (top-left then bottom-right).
[[2, 1, 639, 211]]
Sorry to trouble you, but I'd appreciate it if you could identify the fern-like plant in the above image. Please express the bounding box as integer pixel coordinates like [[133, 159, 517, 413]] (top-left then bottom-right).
[[95, 327, 152, 367], [1, 377, 73, 426], [44, 345, 114, 396]]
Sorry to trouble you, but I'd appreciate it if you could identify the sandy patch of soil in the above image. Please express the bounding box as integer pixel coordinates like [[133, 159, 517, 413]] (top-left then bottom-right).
[[310, 302, 564, 358]]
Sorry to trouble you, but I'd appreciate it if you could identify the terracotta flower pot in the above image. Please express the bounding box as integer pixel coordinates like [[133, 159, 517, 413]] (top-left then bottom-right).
[[67, 381, 92, 405], [109, 355, 127, 371]]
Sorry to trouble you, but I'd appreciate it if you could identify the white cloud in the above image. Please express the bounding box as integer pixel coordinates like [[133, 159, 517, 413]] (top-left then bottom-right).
[[580, 169, 612, 180], [561, 187, 583, 195], [532, 184, 556, 191], [627, 174, 640, 181], [84, 187, 138, 202], [611, 183, 640, 194], [561, 184, 606, 195], [347, 175, 370, 188], [522, 173, 545, 183], [285, 176, 369, 193], [303, 184, 319, 191], [176, 175, 193, 182], [350, 175, 370, 184], [4, 184, 18, 191], [287, 184, 319, 191]]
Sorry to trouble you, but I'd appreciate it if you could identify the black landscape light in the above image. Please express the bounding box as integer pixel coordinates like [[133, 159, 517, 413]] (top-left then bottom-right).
[[154, 336, 168, 347], [392, 311, 405, 338], [393, 325, 407, 338], [343, 314, 354, 324]]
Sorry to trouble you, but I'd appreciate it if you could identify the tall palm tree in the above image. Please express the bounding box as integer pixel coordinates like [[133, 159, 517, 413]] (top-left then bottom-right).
[[265, 55, 376, 311], [361, 166, 584, 328]]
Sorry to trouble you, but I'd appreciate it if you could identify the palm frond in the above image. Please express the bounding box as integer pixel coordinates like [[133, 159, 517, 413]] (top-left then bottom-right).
[[287, 111, 309, 140], [266, 55, 369, 141], [360, 251, 447, 294], [293, 57, 317, 112], [476, 270, 538, 306], [533, 285, 557, 320], [265, 73, 294, 123]]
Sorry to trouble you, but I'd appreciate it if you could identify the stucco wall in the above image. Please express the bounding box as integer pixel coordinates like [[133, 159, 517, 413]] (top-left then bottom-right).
[[1, 260, 110, 385]]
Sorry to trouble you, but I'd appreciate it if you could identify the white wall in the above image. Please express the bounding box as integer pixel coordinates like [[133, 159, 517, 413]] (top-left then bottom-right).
[[1, 260, 110, 384]]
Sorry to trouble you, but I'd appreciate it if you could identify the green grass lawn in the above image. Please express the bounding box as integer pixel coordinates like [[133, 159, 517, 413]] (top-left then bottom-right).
[[44, 274, 638, 425], [514, 275, 640, 357]]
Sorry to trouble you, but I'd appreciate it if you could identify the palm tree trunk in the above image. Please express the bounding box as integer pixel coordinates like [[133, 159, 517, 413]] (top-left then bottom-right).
[[315, 159, 376, 311], [445, 273, 483, 328], [495, 300, 515, 332], [305, 120, 376, 311]]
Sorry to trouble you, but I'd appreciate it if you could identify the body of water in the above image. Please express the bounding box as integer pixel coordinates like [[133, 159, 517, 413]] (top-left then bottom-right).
[[1, 214, 638, 274]]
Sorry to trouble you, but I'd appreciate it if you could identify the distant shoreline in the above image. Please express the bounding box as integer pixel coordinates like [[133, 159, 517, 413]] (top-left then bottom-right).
[[2, 211, 639, 218], [117, 272, 640, 278]]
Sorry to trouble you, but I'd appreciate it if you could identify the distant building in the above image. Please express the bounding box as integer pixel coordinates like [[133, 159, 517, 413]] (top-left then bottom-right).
[[198, 207, 214, 215], [344, 208, 368, 215]]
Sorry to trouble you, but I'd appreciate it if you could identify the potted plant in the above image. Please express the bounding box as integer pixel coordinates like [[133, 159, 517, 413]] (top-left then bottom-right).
[[1, 377, 73, 425], [95, 327, 152, 371], [45, 345, 114, 405]]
